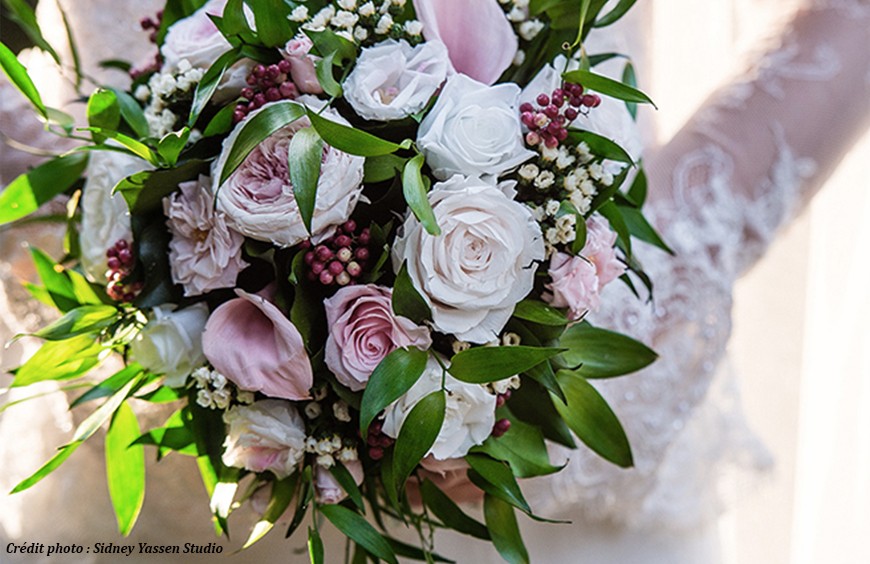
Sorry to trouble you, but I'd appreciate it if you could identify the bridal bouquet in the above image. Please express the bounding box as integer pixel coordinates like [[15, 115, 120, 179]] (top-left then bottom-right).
[[0, 0, 669, 561]]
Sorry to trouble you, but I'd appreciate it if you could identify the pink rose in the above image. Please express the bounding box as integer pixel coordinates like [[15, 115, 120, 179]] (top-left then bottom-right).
[[281, 35, 323, 95], [222, 400, 307, 479], [164, 175, 248, 296], [413, 0, 517, 85], [324, 285, 431, 391], [314, 460, 365, 504], [203, 290, 313, 400], [543, 216, 626, 319]]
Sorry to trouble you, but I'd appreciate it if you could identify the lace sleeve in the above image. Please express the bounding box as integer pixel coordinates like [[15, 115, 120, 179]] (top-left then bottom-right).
[[524, 1, 870, 528], [647, 0, 870, 280]]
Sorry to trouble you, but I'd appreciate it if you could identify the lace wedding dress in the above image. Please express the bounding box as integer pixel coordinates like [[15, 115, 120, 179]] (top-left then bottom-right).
[[1, 1, 868, 563]]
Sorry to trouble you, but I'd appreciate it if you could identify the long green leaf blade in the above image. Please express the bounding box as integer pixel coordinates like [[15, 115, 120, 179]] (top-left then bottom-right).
[[449, 346, 565, 384], [483, 495, 529, 564], [319, 505, 398, 564], [401, 154, 440, 236], [105, 401, 145, 535], [288, 127, 324, 233], [391, 390, 445, 496], [359, 347, 428, 434], [0, 40, 47, 117], [0, 153, 89, 226], [562, 69, 656, 107]]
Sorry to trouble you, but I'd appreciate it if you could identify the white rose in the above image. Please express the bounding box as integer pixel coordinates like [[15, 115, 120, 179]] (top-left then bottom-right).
[[222, 400, 307, 479], [381, 357, 496, 460], [213, 101, 365, 247], [130, 303, 209, 387], [343, 39, 450, 121], [80, 151, 150, 281], [417, 74, 535, 180], [391, 175, 544, 343]]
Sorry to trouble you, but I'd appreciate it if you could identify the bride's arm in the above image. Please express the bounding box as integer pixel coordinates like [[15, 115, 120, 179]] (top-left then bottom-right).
[[646, 0, 870, 279]]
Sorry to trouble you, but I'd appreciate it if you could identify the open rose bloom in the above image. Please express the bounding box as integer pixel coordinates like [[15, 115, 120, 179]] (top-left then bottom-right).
[[5, 0, 663, 559]]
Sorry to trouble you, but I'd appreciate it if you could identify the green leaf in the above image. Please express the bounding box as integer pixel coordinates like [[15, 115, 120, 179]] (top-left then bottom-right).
[[449, 346, 565, 384], [572, 211, 588, 254], [219, 0, 250, 36], [2, 0, 61, 64], [386, 537, 455, 563], [288, 127, 324, 233], [508, 380, 576, 449], [551, 371, 633, 467], [30, 247, 78, 311], [566, 129, 634, 164], [593, 0, 638, 27], [465, 454, 530, 513], [114, 159, 206, 214], [483, 495, 529, 564], [28, 304, 118, 340], [217, 101, 305, 184], [0, 40, 46, 117], [202, 102, 237, 138], [420, 479, 490, 540], [626, 166, 647, 206], [0, 152, 89, 226], [305, 28, 357, 64], [157, 128, 191, 166], [598, 200, 631, 258], [105, 401, 146, 536], [511, 300, 567, 327], [503, 320, 565, 403], [619, 205, 674, 255], [106, 87, 150, 139], [359, 347, 428, 434], [319, 505, 398, 564], [306, 108, 409, 157], [73, 376, 142, 443], [189, 48, 240, 126], [315, 51, 343, 98], [243, 475, 298, 548], [558, 322, 657, 378], [83, 127, 159, 164], [391, 390, 445, 496], [476, 416, 562, 478], [571, 0, 593, 48], [56, 2, 82, 90], [401, 154, 440, 236], [245, 0, 293, 47], [364, 154, 407, 184], [622, 60, 638, 119], [308, 527, 324, 564], [562, 69, 656, 107], [391, 261, 431, 325], [329, 462, 364, 512], [71, 364, 145, 408], [10, 441, 81, 493], [12, 335, 104, 387], [87, 89, 121, 142]]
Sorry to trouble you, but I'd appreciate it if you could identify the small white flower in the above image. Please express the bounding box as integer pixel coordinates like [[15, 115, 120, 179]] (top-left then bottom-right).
[[289, 5, 309, 21], [333, 401, 352, 422], [546, 227, 559, 244], [404, 20, 423, 36], [211, 371, 227, 390], [332, 10, 359, 29], [316, 454, 335, 468], [331, 435, 342, 450], [316, 438, 333, 455], [359, 1, 376, 16], [212, 389, 231, 409], [392, 0, 406, 7], [513, 49, 526, 66], [134, 84, 150, 101], [237, 390, 255, 404], [452, 340, 471, 354], [519, 20, 545, 41], [353, 26, 369, 41], [338, 447, 358, 462], [556, 214, 576, 231], [545, 199, 561, 216], [556, 149, 576, 170], [535, 170, 556, 190], [337, 0, 357, 10], [305, 437, 318, 453], [540, 145, 559, 161], [192, 367, 212, 388], [197, 389, 214, 409], [519, 163, 539, 180], [514, 0, 530, 8], [375, 14, 393, 35], [313, 386, 329, 401], [579, 179, 597, 196], [507, 7, 525, 22], [305, 402, 322, 419], [501, 332, 522, 346]]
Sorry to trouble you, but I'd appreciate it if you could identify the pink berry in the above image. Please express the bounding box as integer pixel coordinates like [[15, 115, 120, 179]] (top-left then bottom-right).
[[552, 88, 564, 100], [544, 104, 559, 118], [246, 74, 257, 86], [337, 248, 353, 263], [354, 248, 370, 261], [278, 59, 292, 74], [279, 81, 297, 98], [336, 272, 351, 286], [241, 87, 254, 100], [311, 261, 325, 275], [106, 247, 118, 258], [118, 248, 133, 265], [343, 220, 357, 234], [346, 262, 362, 277], [525, 131, 541, 146], [368, 447, 384, 461], [328, 261, 344, 275], [253, 65, 266, 78], [252, 93, 266, 108], [543, 134, 559, 149], [358, 229, 371, 245], [565, 108, 579, 121], [265, 87, 281, 101], [116, 240, 129, 249], [521, 112, 536, 128], [315, 245, 333, 261], [536, 93, 550, 106], [556, 128, 569, 141], [335, 235, 352, 248], [265, 64, 280, 80], [590, 94, 602, 108], [319, 271, 334, 285], [304, 251, 315, 265], [547, 121, 562, 136], [581, 94, 597, 107], [519, 102, 534, 113], [107, 257, 121, 270]]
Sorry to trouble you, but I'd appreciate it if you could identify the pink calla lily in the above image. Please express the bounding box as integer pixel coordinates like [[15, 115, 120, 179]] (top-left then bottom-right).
[[413, 0, 518, 85]]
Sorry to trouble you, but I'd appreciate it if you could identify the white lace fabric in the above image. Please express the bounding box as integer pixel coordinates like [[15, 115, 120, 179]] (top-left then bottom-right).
[[524, 0, 870, 528], [0, 0, 869, 552]]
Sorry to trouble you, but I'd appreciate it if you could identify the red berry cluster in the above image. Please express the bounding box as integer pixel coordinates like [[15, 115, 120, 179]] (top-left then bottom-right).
[[365, 420, 395, 461], [302, 221, 372, 287], [520, 82, 601, 149], [235, 62, 299, 124], [495, 389, 513, 408], [105, 239, 143, 302], [491, 418, 512, 438], [130, 11, 164, 80]]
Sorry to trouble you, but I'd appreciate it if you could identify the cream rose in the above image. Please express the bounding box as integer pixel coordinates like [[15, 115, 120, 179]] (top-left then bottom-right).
[[80, 151, 150, 281], [343, 39, 450, 121], [130, 303, 209, 387], [222, 400, 307, 479], [392, 176, 544, 343], [381, 357, 496, 460], [213, 102, 365, 247], [417, 74, 534, 180]]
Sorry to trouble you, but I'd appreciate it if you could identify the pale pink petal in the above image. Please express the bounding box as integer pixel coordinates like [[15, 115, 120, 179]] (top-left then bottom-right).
[[414, 0, 517, 85]]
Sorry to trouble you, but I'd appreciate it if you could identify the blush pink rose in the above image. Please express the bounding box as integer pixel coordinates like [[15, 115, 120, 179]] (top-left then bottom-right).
[[281, 35, 323, 95], [164, 175, 248, 296], [203, 290, 313, 400], [324, 285, 432, 391], [314, 460, 365, 504], [413, 0, 517, 85], [543, 216, 626, 319], [222, 400, 307, 479]]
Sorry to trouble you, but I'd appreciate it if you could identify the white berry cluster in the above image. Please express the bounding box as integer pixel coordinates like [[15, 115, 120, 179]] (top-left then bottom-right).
[[298, 0, 422, 46], [498, 0, 545, 65], [134, 58, 203, 138], [304, 434, 359, 468], [192, 367, 254, 410], [520, 141, 621, 257]]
